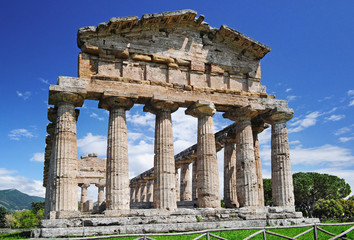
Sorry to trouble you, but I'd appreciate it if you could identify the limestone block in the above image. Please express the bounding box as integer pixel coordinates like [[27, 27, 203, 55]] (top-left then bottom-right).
[[210, 75, 228, 89], [168, 68, 189, 85], [152, 55, 174, 64], [122, 62, 145, 80], [115, 49, 129, 59], [175, 58, 190, 66], [81, 44, 103, 55], [229, 75, 247, 91], [190, 61, 205, 71], [146, 63, 167, 83], [98, 61, 121, 77], [190, 72, 208, 87], [131, 53, 152, 62], [211, 64, 224, 74]]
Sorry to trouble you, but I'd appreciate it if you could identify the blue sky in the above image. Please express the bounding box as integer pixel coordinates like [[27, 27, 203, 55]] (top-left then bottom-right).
[[0, 1, 353, 200]]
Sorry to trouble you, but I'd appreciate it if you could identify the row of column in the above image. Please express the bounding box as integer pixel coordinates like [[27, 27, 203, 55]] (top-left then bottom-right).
[[45, 92, 295, 217], [79, 183, 105, 212]]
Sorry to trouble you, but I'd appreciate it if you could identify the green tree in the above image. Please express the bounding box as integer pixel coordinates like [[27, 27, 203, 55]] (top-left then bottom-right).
[[348, 195, 354, 201], [31, 201, 44, 214], [263, 178, 273, 206], [313, 199, 344, 219], [337, 199, 354, 219], [293, 172, 351, 217], [0, 206, 7, 227]]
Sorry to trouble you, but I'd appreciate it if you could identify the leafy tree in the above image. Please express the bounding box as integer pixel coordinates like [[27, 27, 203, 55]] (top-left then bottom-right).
[[337, 199, 354, 219], [348, 195, 354, 201], [31, 201, 44, 214], [293, 172, 351, 217], [0, 206, 7, 227], [313, 199, 344, 219], [263, 179, 273, 206]]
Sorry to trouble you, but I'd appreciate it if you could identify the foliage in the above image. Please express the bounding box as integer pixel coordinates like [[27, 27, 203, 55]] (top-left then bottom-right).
[[4, 201, 44, 229], [0, 206, 7, 228], [337, 199, 354, 219], [263, 178, 273, 206], [293, 172, 351, 217], [313, 199, 344, 219], [348, 195, 354, 201], [0, 189, 44, 212]]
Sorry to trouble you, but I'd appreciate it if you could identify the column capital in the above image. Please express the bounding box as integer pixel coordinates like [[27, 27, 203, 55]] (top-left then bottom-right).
[[99, 96, 134, 111], [252, 118, 270, 134], [143, 100, 179, 114], [95, 184, 105, 188], [223, 105, 259, 121], [47, 107, 57, 123], [262, 108, 294, 124], [79, 183, 91, 188], [49, 92, 85, 107], [185, 100, 216, 118]]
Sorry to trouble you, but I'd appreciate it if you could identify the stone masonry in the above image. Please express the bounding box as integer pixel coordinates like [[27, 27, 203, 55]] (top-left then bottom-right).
[[41, 10, 305, 236]]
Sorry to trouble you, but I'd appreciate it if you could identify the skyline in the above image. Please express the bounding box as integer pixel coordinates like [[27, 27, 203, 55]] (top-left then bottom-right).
[[0, 0, 353, 201]]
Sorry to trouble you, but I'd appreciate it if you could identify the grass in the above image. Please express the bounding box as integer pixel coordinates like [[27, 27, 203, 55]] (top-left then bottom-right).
[[0, 231, 31, 239]]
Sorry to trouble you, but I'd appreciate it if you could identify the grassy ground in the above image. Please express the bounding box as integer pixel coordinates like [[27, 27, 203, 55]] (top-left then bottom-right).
[[1, 224, 353, 239]]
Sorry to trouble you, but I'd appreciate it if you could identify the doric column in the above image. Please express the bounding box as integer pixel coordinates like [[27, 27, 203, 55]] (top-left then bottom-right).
[[224, 106, 259, 207], [144, 100, 178, 210], [50, 92, 84, 217], [186, 100, 220, 208], [99, 97, 133, 211], [146, 180, 153, 202], [223, 141, 239, 208], [80, 183, 90, 212], [180, 163, 192, 201], [264, 110, 295, 209], [175, 170, 180, 202], [96, 184, 105, 206], [135, 184, 141, 202], [252, 120, 269, 207], [139, 181, 147, 202], [130, 186, 136, 202], [192, 157, 198, 201]]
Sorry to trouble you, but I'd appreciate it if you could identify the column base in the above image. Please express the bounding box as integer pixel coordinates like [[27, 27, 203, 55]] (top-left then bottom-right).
[[55, 211, 80, 219]]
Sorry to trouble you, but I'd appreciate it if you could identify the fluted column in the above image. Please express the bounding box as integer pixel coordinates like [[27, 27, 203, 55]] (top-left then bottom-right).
[[139, 181, 147, 202], [130, 186, 136, 202], [252, 120, 269, 207], [80, 183, 90, 212], [99, 97, 133, 212], [264, 111, 295, 209], [96, 184, 105, 206], [135, 184, 141, 203], [50, 92, 84, 217], [223, 141, 239, 208], [144, 100, 178, 210], [224, 106, 259, 207], [192, 157, 198, 201], [146, 180, 153, 202], [186, 100, 220, 208], [180, 163, 192, 201], [175, 170, 180, 202]]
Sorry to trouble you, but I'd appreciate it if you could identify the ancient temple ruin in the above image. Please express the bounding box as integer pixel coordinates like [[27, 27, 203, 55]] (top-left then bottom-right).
[[38, 10, 318, 238]]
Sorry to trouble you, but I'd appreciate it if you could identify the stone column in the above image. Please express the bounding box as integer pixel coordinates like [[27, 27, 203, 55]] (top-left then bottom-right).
[[180, 163, 192, 201], [144, 100, 178, 210], [146, 180, 153, 202], [135, 184, 141, 203], [50, 92, 84, 217], [140, 181, 147, 202], [223, 141, 239, 208], [192, 157, 198, 202], [96, 184, 105, 206], [99, 97, 133, 212], [175, 170, 180, 202], [130, 186, 136, 202], [80, 183, 90, 212], [264, 110, 295, 209], [252, 120, 269, 207], [224, 106, 259, 207], [186, 100, 220, 208]]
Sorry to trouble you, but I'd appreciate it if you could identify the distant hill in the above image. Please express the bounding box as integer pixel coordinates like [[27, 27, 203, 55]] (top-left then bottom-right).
[[0, 189, 44, 212]]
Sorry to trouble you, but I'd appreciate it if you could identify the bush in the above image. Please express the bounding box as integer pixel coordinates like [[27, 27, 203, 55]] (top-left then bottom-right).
[[0, 206, 7, 228], [314, 199, 344, 219]]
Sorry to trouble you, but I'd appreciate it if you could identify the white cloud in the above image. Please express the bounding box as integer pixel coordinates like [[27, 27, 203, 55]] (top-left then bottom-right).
[[172, 108, 197, 153], [39, 77, 49, 85], [286, 95, 297, 101], [288, 111, 321, 133], [16, 91, 31, 100], [90, 112, 104, 121], [0, 168, 45, 198], [318, 96, 333, 102], [325, 114, 345, 121], [349, 100, 354, 107], [30, 152, 44, 162], [334, 127, 351, 136], [339, 137, 354, 143], [127, 111, 155, 130], [348, 90, 354, 96], [285, 88, 292, 93], [77, 133, 107, 156], [8, 128, 34, 140]]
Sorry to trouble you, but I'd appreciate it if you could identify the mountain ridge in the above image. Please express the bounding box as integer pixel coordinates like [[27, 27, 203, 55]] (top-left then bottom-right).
[[0, 189, 44, 212]]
